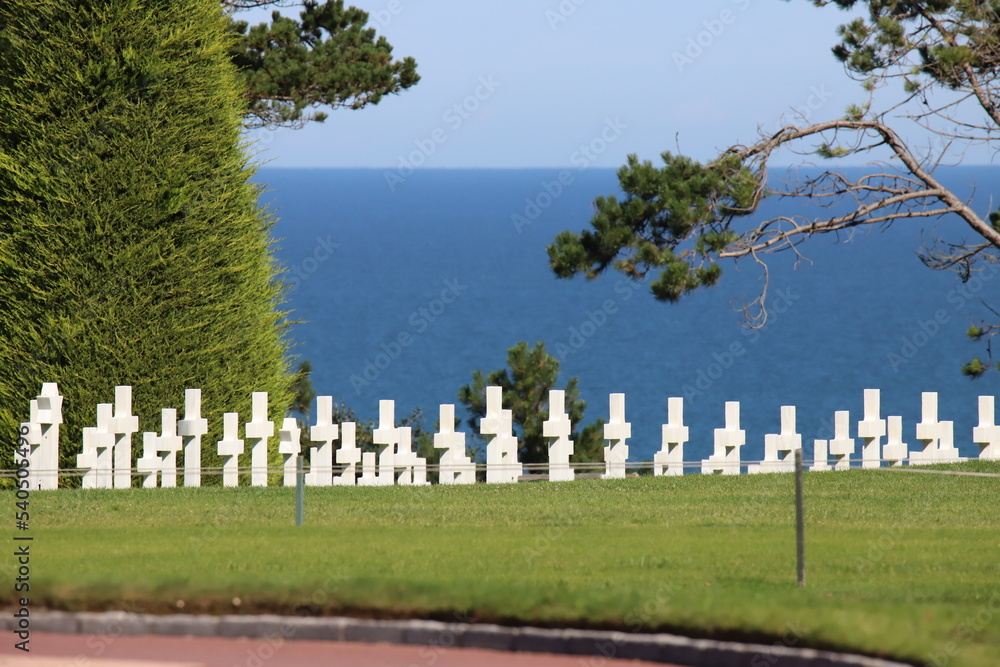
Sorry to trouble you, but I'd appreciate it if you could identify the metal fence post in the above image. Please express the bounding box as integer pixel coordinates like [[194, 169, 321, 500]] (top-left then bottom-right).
[[295, 454, 304, 527], [795, 448, 805, 587]]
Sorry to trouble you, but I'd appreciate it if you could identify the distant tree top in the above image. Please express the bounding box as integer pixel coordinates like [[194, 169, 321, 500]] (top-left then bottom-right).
[[227, 0, 420, 129]]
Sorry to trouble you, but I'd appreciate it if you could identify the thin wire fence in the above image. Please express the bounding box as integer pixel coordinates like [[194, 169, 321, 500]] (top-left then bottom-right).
[[1, 455, 993, 484]]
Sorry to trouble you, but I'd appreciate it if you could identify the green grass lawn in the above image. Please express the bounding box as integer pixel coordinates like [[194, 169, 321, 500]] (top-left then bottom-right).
[[12, 462, 1000, 667]]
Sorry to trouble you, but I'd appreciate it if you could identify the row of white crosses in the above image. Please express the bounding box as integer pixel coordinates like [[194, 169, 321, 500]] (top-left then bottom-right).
[[19, 383, 63, 490], [809, 390, 967, 471], [18, 384, 1000, 489]]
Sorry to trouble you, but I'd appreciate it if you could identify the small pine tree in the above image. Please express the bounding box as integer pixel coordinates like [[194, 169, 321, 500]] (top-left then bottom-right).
[[458, 341, 604, 465], [289, 363, 439, 474], [0, 0, 294, 481]]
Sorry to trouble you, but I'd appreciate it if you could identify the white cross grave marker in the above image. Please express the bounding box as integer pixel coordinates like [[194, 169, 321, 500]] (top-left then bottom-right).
[[306, 444, 319, 484], [178, 389, 208, 487], [307, 396, 339, 487], [19, 399, 43, 490], [752, 434, 780, 474], [79, 403, 114, 489], [603, 393, 631, 479], [156, 408, 183, 488], [654, 397, 688, 477], [137, 431, 162, 489], [395, 426, 429, 485], [912, 392, 948, 464], [335, 422, 362, 486], [357, 451, 378, 486], [857, 389, 886, 469], [810, 439, 831, 472], [93, 404, 115, 489], [937, 419, 964, 463], [111, 385, 139, 489], [245, 392, 275, 487], [277, 417, 302, 487], [882, 415, 908, 466], [435, 404, 474, 485], [34, 383, 63, 490], [543, 390, 574, 482], [77, 426, 99, 489], [136, 408, 181, 489], [828, 410, 855, 471], [217, 412, 244, 487], [481, 386, 520, 484], [750, 406, 800, 474], [372, 399, 398, 487], [973, 395, 1000, 461], [702, 401, 744, 475]]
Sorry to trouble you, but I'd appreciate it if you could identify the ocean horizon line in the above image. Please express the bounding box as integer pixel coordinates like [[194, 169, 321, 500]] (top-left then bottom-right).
[[253, 163, 1000, 172]]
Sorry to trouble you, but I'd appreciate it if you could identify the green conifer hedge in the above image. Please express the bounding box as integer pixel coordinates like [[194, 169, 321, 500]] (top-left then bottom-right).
[[0, 0, 294, 481]]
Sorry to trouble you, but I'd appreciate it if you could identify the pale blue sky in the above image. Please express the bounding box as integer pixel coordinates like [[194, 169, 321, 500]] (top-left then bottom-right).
[[237, 1, 983, 169]]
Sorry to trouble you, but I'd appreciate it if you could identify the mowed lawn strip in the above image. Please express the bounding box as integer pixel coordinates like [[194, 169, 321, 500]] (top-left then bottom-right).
[[17, 463, 1000, 667]]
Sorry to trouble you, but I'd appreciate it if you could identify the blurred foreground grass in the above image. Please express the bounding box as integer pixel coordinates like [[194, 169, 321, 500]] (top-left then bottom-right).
[[12, 462, 1000, 667]]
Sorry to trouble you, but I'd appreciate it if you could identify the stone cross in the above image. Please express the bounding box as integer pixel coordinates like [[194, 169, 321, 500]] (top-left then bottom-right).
[[882, 415, 908, 466], [602, 393, 631, 479], [753, 434, 780, 474], [308, 396, 339, 487], [810, 439, 831, 472], [394, 425, 415, 485], [973, 395, 1000, 460], [395, 426, 428, 486], [372, 399, 398, 486], [137, 431, 162, 489], [217, 412, 244, 487], [937, 418, 964, 463], [78, 426, 99, 489], [435, 404, 474, 485], [911, 392, 963, 464], [18, 399, 43, 490], [828, 410, 855, 471], [306, 442, 319, 484], [33, 383, 63, 490], [335, 421, 362, 486], [654, 397, 688, 476], [912, 392, 947, 464], [245, 392, 275, 487], [481, 386, 520, 484], [543, 390, 574, 482], [136, 408, 181, 489], [156, 408, 183, 487], [857, 389, 885, 469], [277, 417, 301, 486], [357, 451, 378, 486], [78, 403, 114, 489], [111, 385, 139, 490], [750, 405, 800, 474], [178, 388, 208, 487], [702, 401, 744, 475]]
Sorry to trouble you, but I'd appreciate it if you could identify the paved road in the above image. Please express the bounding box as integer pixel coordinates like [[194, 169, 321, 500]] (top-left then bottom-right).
[[0, 632, 677, 666]]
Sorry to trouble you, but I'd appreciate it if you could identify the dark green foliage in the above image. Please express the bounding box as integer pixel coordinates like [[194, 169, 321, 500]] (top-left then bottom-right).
[[0, 0, 294, 480], [554, 1, 1000, 376], [547, 152, 759, 304], [288, 358, 437, 464], [288, 362, 436, 466], [961, 327, 1000, 378], [813, 0, 1000, 90], [961, 357, 989, 378], [290, 359, 317, 417], [457, 342, 605, 466], [230, 0, 419, 128], [813, 0, 1000, 376]]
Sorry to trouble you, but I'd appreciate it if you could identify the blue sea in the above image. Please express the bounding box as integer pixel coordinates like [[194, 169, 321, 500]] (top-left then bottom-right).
[[256, 166, 1000, 465]]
